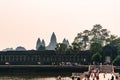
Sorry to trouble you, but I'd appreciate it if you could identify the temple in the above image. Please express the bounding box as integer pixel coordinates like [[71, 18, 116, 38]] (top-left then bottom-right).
[[46, 32, 57, 50], [36, 38, 46, 50], [36, 32, 70, 50], [62, 38, 69, 48]]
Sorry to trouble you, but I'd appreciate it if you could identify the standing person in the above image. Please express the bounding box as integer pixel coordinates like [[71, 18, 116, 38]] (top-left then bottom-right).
[[111, 75, 114, 80], [103, 73, 105, 78], [116, 76, 118, 80], [96, 75, 99, 80], [77, 77, 80, 80], [96, 72, 99, 80], [71, 76, 74, 80], [57, 75, 61, 80]]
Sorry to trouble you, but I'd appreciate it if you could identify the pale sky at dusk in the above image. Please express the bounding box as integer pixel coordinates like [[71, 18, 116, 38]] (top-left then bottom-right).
[[0, 0, 120, 50]]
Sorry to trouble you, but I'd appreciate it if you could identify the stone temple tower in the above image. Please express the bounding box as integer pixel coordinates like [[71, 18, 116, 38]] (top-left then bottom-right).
[[62, 38, 70, 48], [46, 32, 57, 50], [36, 38, 42, 50]]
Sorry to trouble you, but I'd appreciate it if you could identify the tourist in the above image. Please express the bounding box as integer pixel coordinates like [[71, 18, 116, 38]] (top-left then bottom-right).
[[71, 76, 74, 80], [77, 77, 80, 80], [57, 75, 61, 80], [96, 75, 99, 80], [116, 76, 118, 80], [111, 75, 114, 80], [103, 73, 105, 78]]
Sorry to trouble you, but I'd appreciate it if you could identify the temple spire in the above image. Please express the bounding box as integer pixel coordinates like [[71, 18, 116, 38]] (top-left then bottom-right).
[[36, 38, 42, 50], [46, 32, 57, 50]]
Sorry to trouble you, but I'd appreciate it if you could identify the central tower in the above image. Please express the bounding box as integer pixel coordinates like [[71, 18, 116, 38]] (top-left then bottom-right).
[[46, 32, 57, 50]]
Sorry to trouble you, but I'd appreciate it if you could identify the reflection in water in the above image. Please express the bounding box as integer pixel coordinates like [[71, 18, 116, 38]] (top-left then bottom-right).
[[0, 72, 72, 80], [0, 77, 56, 80], [0, 76, 72, 80]]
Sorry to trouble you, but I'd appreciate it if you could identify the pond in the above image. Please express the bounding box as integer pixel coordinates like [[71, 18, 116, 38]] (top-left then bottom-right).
[[0, 72, 72, 80]]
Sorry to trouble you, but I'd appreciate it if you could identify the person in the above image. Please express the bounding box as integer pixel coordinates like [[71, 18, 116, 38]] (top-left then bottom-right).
[[111, 75, 114, 80], [57, 75, 61, 80], [77, 77, 80, 80], [96, 75, 99, 80], [116, 76, 118, 80], [103, 73, 105, 78], [71, 76, 74, 80]]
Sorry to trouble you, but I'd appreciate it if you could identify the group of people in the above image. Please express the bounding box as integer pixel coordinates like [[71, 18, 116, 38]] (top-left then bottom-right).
[[56, 69, 119, 80], [83, 69, 119, 80], [71, 76, 81, 80], [83, 68, 100, 80], [103, 73, 119, 80]]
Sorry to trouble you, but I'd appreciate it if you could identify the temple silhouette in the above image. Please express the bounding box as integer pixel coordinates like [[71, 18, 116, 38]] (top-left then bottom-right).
[[36, 32, 69, 50]]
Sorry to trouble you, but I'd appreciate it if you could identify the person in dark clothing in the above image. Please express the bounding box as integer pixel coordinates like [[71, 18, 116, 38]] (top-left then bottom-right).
[[111, 75, 114, 80], [71, 76, 74, 80], [77, 77, 80, 80], [116, 76, 118, 80]]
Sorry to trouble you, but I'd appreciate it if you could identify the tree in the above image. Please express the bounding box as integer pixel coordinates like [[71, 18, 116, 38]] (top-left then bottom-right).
[[106, 35, 117, 44], [113, 55, 120, 66], [71, 42, 82, 53], [82, 30, 90, 49], [92, 53, 102, 64], [74, 30, 90, 50], [55, 43, 67, 54], [110, 37, 120, 55], [90, 42, 102, 54], [91, 24, 102, 42], [102, 44, 118, 62], [90, 24, 110, 46], [74, 24, 110, 51], [100, 29, 110, 45]]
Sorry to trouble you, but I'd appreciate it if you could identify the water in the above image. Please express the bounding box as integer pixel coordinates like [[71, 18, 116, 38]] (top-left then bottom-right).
[[0, 72, 72, 80], [0, 77, 57, 80]]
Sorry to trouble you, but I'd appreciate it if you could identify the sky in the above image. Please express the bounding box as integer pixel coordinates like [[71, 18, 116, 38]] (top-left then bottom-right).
[[0, 0, 120, 50]]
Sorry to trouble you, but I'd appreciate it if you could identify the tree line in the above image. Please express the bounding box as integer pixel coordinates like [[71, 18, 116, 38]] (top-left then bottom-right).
[[55, 24, 120, 65]]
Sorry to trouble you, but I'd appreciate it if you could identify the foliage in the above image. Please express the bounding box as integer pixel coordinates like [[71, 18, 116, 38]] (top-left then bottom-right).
[[71, 42, 82, 53], [102, 44, 117, 58], [74, 24, 110, 50], [91, 24, 109, 44], [74, 30, 90, 50], [92, 53, 102, 63], [55, 43, 67, 54], [109, 38, 120, 55], [106, 35, 117, 44], [90, 42, 102, 54], [113, 55, 120, 66]]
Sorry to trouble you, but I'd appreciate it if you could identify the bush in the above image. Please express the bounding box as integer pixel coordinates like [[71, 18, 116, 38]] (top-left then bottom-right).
[[113, 55, 120, 66], [92, 53, 102, 64]]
